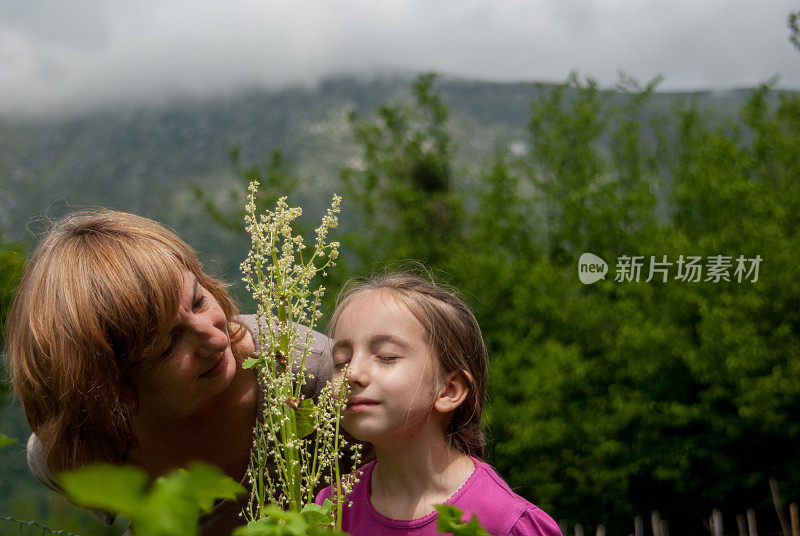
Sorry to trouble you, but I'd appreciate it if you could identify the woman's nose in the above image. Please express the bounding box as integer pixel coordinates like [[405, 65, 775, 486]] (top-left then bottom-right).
[[191, 315, 228, 352]]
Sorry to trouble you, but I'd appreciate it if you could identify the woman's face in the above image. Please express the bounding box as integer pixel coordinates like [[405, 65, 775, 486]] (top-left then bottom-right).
[[127, 270, 237, 421]]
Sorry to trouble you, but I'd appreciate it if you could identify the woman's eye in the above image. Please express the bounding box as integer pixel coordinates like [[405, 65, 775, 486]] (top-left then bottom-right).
[[161, 338, 176, 357], [193, 294, 206, 310], [377, 355, 398, 363], [333, 360, 349, 370]]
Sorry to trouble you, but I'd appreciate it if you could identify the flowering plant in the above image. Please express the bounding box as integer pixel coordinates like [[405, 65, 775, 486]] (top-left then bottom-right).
[[239, 181, 360, 533]]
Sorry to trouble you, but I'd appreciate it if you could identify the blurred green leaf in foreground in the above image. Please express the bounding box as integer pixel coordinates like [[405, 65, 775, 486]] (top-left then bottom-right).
[[59, 462, 245, 536]]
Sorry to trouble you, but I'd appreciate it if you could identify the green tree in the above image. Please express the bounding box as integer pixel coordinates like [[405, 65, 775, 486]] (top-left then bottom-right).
[[191, 147, 301, 309], [341, 73, 462, 267], [487, 77, 800, 535], [200, 72, 800, 536], [0, 233, 27, 405], [789, 10, 800, 52], [335, 73, 800, 535], [192, 148, 298, 233]]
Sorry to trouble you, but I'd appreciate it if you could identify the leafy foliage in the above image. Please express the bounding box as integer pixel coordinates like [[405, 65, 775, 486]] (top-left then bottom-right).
[[58, 462, 245, 536], [435, 505, 490, 536], [0, 433, 17, 449], [341, 72, 462, 266], [233, 501, 345, 536], [0, 234, 26, 405], [331, 73, 800, 535], [789, 10, 800, 52]]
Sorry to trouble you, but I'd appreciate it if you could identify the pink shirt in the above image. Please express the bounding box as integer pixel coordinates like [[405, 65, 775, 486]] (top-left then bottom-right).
[[315, 458, 562, 536]]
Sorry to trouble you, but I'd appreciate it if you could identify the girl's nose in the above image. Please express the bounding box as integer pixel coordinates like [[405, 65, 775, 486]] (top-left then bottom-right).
[[345, 354, 369, 387]]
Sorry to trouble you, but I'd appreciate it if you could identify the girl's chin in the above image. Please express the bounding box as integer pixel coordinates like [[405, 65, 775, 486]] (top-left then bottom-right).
[[341, 425, 392, 447], [340, 423, 371, 444]]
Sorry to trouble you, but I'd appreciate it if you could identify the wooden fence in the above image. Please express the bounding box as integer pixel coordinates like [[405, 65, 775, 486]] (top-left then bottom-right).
[[563, 479, 799, 536]]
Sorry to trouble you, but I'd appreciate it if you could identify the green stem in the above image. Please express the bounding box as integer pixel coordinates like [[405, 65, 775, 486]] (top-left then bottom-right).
[[308, 424, 320, 505], [334, 415, 343, 530], [285, 408, 302, 511], [257, 430, 266, 511], [333, 372, 349, 531]]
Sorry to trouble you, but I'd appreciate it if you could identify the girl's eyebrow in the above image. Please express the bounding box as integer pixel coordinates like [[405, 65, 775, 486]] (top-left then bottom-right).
[[369, 334, 410, 350], [332, 340, 351, 353], [331, 334, 411, 352]]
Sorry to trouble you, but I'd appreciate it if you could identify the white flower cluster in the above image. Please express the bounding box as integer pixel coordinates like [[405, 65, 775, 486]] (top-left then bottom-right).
[[239, 181, 358, 525], [312, 374, 363, 520]]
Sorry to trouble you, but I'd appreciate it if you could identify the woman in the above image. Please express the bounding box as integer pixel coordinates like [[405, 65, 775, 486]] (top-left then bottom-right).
[[5, 208, 332, 535]]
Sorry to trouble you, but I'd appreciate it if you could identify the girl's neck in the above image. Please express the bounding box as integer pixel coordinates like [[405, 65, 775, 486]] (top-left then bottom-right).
[[369, 432, 475, 520]]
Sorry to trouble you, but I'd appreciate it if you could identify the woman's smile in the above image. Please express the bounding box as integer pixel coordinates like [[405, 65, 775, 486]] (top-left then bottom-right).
[[198, 349, 229, 378]]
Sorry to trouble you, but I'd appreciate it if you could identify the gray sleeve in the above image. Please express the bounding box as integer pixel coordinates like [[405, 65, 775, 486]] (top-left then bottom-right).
[[238, 314, 333, 400], [27, 434, 123, 528], [26, 433, 61, 493], [293, 324, 333, 399]]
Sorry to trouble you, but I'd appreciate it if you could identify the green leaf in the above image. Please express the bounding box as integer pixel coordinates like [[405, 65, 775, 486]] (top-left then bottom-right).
[[139, 475, 199, 536], [295, 398, 317, 439], [242, 356, 263, 369], [137, 463, 245, 536], [0, 433, 17, 449], [234, 519, 291, 536], [60, 462, 246, 536], [58, 463, 148, 515], [458, 516, 492, 536], [435, 504, 462, 527], [233, 519, 282, 536], [233, 508, 308, 536], [300, 500, 332, 525], [183, 462, 247, 512], [434, 504, 490, 536]]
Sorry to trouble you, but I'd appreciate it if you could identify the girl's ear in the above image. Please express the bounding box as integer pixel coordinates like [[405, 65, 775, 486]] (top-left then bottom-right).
[[434, 370, 472, 413]]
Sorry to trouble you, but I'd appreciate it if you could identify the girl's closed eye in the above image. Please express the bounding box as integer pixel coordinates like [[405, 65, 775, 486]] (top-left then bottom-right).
[[376, 354, 398, 363], [332, 349, 350, 371]]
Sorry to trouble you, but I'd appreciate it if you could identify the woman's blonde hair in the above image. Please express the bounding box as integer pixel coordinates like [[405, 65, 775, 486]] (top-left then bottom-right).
[[329, 272, 488, 458], [5, 209, 246, 474]]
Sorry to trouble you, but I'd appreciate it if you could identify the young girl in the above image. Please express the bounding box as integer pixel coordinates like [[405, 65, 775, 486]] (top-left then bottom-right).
[[316, 273, 561, 536]]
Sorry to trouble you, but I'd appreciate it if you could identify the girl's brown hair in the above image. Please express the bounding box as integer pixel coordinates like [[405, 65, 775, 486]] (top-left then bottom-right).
[[329, 272, 488, 458], [5, 209, 247, 474]]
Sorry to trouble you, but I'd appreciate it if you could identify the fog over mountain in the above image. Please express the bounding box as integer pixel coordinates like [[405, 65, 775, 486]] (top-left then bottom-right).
[[1, 0, 798, 117]]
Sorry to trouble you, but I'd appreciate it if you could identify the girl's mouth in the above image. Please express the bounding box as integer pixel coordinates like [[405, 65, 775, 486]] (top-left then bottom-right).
[[199, 350, 227, 378], [347, 397, 379, 412]]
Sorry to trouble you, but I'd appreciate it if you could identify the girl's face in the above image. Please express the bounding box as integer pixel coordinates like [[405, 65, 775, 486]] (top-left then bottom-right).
[[332, 289, 444, 446], [127, 270, 237, 421]]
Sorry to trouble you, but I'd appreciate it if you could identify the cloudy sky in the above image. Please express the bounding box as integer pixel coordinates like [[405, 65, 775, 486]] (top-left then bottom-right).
[[1, 0, 798, 116]]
